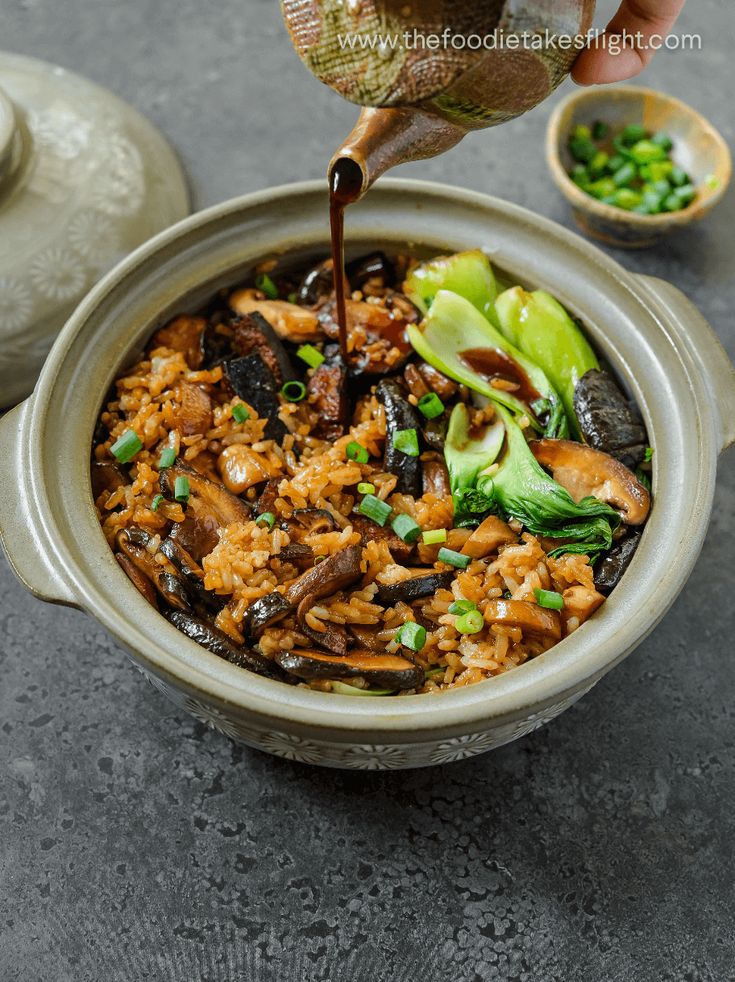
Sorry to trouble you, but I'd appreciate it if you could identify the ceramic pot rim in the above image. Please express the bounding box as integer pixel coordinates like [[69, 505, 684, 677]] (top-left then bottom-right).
[[9, 179, 728, 736]]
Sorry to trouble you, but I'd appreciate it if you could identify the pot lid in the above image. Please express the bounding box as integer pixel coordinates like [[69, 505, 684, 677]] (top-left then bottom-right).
[[0, 51, 190, 407]]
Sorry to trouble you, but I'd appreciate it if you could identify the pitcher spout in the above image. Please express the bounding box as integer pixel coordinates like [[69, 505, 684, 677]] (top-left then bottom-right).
[[328, 107, 466, 201]]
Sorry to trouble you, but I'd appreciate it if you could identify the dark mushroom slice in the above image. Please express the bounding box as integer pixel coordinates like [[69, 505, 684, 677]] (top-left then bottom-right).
[[285, 544, 363, 607], [275, 648, 424, 690], [172, 381, 213, 436], [160, 462, 252, 562], [159, 536, 225, 615], [345, 251, 396, 291], [417, 362, 458, 401], [91, 460, 130, 499], [350, 514, 415, 565], [290, 508, 339, 536], [594, 531, 642, 595], [164, 609, 281, 678], [278, 543, 315, 570], [231, 311, 296, 386], [200, 320, 234, 369], [319, 299, 413, 375], [151, 314, 206, 369], [296, 596, 349, 656], [529, 438, 651, 525], [224, 352, 288, 442], [404, 362, 430, 399], [376, 378, 423, 496], [116, 553, 158, 608], [296, 257, 334, 306], [241, 592, 293, 639], [306, 359, 349, 440], [422, 416, 448, 453], [461, 515, 518, 560], [348, 624, 385, 652], [484, 599, 562, 642], [422, 460, 451, 497], [573, 368, 648, 469], [255, 478, 281, 517], [376, 571, 454, 605], [116, 528, 192, 612]]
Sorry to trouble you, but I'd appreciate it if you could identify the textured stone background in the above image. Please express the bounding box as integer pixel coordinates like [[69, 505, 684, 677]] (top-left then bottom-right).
[[1, 1, 734, 979]]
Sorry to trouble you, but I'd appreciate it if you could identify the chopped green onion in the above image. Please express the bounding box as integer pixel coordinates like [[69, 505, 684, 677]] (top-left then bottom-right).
[[391, 513, 422, 544], [417, 392, 445, 420], [151, 494, 164, 512], [572, 123, 592, 141], [395, 620, 426, 652], [297, 344, 325, 369], [158, 446, 176, 469], [330, 680, 395, 696], [287, 291, 298, 304], [568, 134, 597, 164], [607, 153, 625, 173], [621, 123, 648, 147], [534, 588, 564, 610], [280, 380, 306, 402], [393, 427, 420, 457], [110, 430, 142, 464], [358, 493, 392, 527], [357, 482, 376, 495], [455, 609, 484, 635], [422, 528, 447, 545], [346, 441, 369, 464], [675, 183, 696, 206], [437, 547, 471, 569], [255, 272, 278, 299], [612, 161, 637, 187], [232, 403, 250, 423], [592, 120, 609, 141], [644, 446, 654, 462], [651, 131, 673, 151], [448, 599, 477, 616], [614, 188, 642, 211], [704, 174, 720, 191], [174, 475, 190, 503], [255, 511, 276, 530], [629, 139, 666, 165], [669, 166, 689, 188], [588, 150, 609, 176]]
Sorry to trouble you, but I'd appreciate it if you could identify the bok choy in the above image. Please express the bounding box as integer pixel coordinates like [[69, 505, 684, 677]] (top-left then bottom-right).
[[407, 290, 563, 422], [404, 249, 499, 325]]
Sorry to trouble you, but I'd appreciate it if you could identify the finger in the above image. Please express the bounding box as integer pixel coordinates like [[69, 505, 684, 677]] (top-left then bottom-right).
[[572, 0, 687, 85]]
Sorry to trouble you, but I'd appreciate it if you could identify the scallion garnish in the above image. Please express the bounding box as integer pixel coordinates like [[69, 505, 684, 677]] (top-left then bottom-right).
[[255, 511, 276, 530], [296, 344, 325, 369], [644, 446, 654, 462], [280, 380, 306, 402], [255, 272, 278, 299], [391, 513, 422, 544], [174, 475, 190, 503], [534, 588, 564, 610], [150, 494, 164, 512], [448, 599, 477, 616], [417, 392, 445, 420], [437, 547, 471, 569], [393, 427, 420, 457], [329, 680, 395, 696], [158, 446, 176, 469], [232, 403, 250, 423], [358, 493, 392, 527], [357, 482, 376, 495], [455, 609, 484, 635], [346, 441, 369, 464], [110, 430, 142, 464], [422, 528, 447, 545], [395, 621, 426, 652]]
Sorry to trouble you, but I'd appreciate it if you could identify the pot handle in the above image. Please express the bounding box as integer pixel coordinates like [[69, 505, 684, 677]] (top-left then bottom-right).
[[0, 401, 79, 607], [636, 275, 735, 454]]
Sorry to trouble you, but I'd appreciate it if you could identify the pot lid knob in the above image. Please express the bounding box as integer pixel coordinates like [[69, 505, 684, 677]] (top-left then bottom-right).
[[0, 52, 190, 407]]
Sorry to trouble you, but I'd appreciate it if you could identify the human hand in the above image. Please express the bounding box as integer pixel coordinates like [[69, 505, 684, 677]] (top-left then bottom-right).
[[572, 0, 687, 85]]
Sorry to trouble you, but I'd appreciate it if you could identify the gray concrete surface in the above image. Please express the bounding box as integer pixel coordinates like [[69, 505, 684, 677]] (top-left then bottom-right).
[[1, 1, 734, 979]]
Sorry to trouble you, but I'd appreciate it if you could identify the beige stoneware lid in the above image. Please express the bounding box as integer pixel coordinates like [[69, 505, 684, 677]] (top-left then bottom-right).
[[0, 51, 190, 407]]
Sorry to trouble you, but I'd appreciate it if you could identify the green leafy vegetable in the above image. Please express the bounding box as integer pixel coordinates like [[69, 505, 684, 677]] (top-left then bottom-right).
[[403, 249, 499, 325], [445, 404, 505, 501], [407, 290, 560, 419], [494, 287, 599, 438]]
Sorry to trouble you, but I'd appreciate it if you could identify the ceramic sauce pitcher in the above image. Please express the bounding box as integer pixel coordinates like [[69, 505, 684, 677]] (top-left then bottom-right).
[[281, 0, 596, 197]]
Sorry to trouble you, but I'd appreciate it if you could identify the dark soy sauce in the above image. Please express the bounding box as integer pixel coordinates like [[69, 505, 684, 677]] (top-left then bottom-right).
[[329, 157, 363, 365]]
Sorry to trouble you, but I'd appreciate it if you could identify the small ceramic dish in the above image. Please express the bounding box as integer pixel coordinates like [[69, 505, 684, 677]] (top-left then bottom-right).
[[1, 180, 734, 769], [546, 85, 732, 248]]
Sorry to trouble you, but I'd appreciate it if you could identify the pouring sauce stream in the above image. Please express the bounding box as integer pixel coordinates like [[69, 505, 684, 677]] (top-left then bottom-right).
[[329, 158, 363, 364]]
